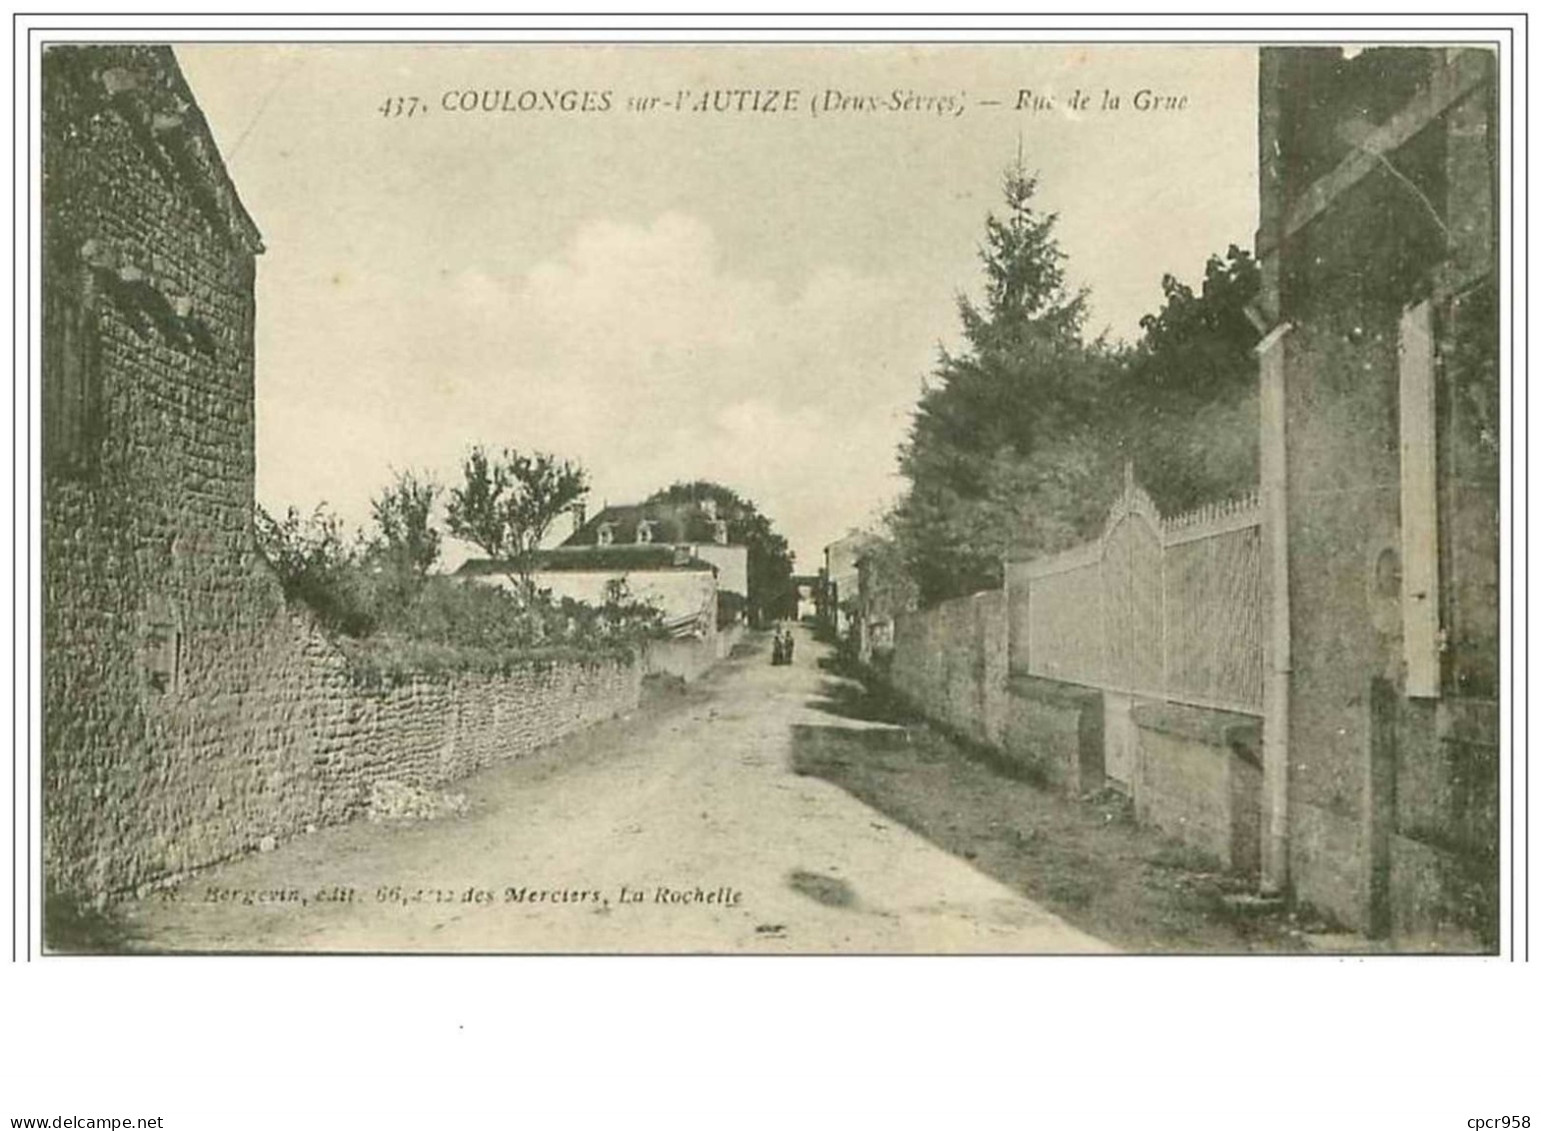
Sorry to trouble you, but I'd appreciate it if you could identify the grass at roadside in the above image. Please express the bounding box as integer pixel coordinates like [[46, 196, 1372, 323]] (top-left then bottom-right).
[[792, 664, 1311, 954]]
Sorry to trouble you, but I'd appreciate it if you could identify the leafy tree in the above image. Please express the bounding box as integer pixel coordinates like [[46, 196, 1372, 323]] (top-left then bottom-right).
[[643, 480, 795, 625], [366, 468, 441, 604], [892, 437, 1119, 601], [1134, 244, 1261, 401], [842, 531, 917, 626], [445, 447, 512, 560], [1115, 245, 1262, 513], [446, 446, 589, 599], [255, 503, 376, 636], [258, 464, 673, 669]]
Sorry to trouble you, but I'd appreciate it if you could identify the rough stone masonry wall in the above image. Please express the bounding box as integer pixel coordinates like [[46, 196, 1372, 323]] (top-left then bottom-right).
[[43, 44, 318, 898], [41, 47, 643, 902], [327, 658, 642, 808], [889, 591, 1008, 748]]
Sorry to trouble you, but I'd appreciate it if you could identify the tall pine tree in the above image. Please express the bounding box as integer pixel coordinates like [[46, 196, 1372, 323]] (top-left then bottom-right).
[[893, 166, 1115, 603]]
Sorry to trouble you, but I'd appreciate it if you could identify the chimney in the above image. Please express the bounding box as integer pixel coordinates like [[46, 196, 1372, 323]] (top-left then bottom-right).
[[571, 503, 587, 536]]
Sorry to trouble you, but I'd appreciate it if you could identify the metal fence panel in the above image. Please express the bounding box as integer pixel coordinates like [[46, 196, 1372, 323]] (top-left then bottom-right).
[[1102, 510, 1164, 695], [1009, 475, 1263, 716], [1163, 522, 1264, 711]]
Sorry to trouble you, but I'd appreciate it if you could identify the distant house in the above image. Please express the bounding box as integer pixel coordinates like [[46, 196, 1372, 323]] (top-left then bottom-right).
[[562, 498, 750, 609], [457, 543, 718, 637], [790, 574, 820, 622], [822, 531, 880, 635], [852, 549, 906, 662], [456, 497, 750, 637]]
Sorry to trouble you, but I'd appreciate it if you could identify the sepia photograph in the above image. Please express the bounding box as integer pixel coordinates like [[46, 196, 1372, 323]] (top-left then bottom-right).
[[36, 36, 1502, 956]]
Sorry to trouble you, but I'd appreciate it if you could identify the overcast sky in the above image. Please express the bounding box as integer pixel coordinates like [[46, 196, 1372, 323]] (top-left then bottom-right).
[[176, 43, 1257, 569]]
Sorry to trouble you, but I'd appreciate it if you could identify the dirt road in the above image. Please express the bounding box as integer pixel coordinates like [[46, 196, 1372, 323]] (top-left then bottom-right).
[[109, 627, 1113, 954]]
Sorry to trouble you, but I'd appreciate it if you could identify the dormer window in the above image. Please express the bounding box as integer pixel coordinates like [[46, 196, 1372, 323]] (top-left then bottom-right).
[[636, 520, 654, 544], [597, 523, 615, 547]]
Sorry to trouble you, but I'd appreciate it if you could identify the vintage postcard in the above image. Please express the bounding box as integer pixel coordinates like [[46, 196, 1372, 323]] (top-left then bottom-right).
[[34, 36, 1504, 957]]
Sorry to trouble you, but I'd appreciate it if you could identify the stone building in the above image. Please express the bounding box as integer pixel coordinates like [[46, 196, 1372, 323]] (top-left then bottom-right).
[[457, 544, 721, 637], [1256, 47, 1499, 945], [40, 47, 648, 913], [563, 500, 750, 608], [42, 44, 347, 899], [821, 530, 879, 636]]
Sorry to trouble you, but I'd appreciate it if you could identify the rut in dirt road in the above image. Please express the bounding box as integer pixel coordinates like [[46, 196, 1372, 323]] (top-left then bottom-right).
[[108, 627, 1114, 954]]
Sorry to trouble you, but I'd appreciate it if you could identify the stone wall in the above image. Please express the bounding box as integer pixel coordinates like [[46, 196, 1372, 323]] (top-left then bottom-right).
[[42, 43, 311, 898], [1130, 702, 1262, 876], [644, 635, 720, 683], [887, 595, 1261, 875], [888, 594, 1268, 880], [715, 623, 745, 659], [635, 619, 744, 683], [47, 576, 641, 899], [889, 590, 1008, 748], [327, 656, 641, 810], [41, 47, 644, 903], [1000, 676, 1103, 793]]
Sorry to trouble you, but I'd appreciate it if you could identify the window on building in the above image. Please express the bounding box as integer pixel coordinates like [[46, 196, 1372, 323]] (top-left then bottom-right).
[[597, 523, 615, 547]]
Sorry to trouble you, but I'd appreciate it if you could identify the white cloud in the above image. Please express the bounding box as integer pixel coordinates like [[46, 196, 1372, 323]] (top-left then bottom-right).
[[257, 212, 944, 562]]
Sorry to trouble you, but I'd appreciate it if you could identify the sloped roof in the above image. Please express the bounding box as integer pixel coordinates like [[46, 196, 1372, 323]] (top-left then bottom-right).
[[562, 501, 726, 547], [457, 545, 716, 576]]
